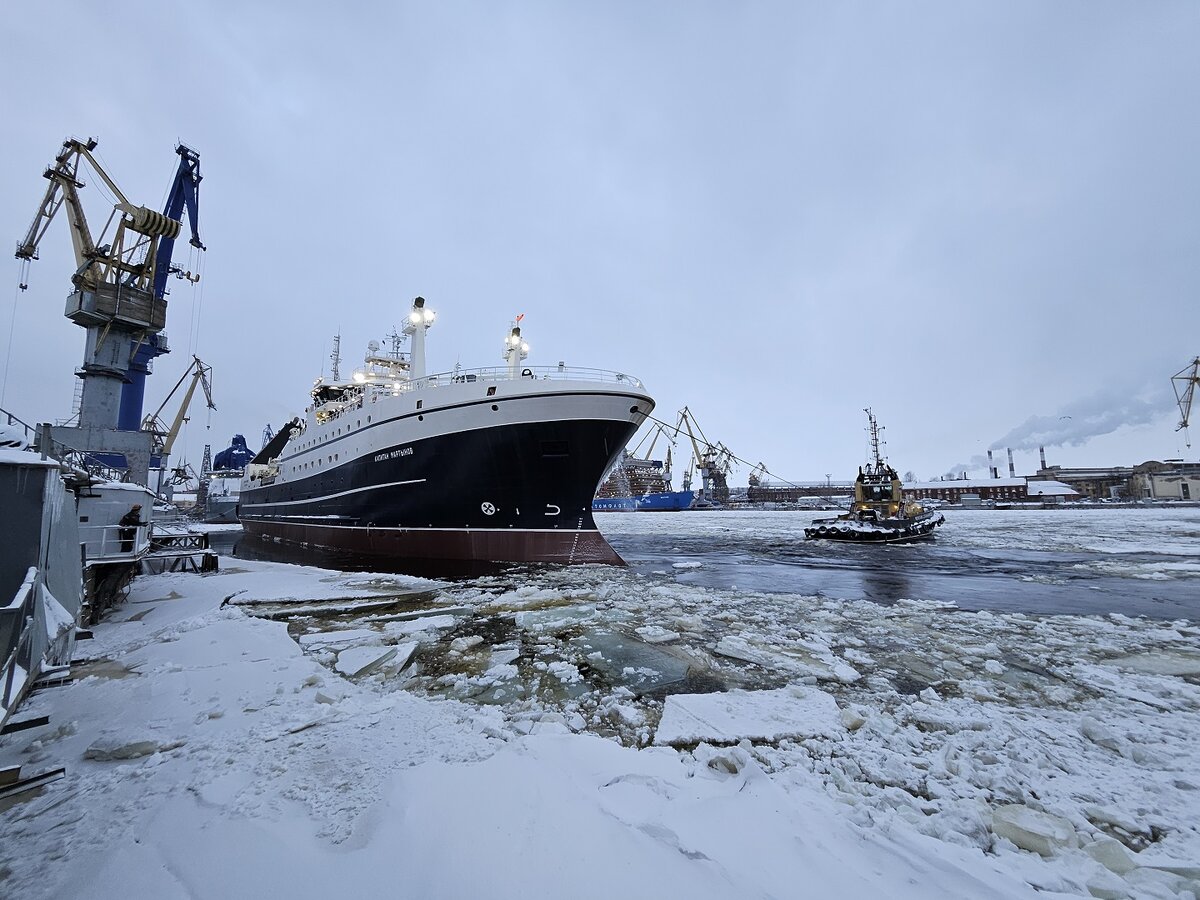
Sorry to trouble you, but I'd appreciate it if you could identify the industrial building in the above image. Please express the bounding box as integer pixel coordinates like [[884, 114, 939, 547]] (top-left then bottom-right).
[[902, 477, 1078, 504], [1129, 461, 1200, 501], [1036, 458, 1200, 500]]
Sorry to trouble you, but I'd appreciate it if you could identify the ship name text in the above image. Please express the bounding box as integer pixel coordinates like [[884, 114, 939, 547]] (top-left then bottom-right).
[[374, 447, 414, 463]]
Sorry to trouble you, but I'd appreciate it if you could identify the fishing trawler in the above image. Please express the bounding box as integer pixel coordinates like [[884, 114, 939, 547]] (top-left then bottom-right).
[[805, 409, 944, 543], [238, 300, 654, 566]]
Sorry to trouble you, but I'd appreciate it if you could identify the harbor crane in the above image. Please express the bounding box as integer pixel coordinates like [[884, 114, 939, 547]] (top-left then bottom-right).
[[14, 137, 203, 483], [673, 407, 735, 505], [1173, 356, 1200, 447], [141, 355, 215, 460]]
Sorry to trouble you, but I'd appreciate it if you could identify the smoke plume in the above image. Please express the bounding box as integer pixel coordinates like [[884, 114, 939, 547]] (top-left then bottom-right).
[[987, 385, 1172, 452], [942, 381, 1174, 477]]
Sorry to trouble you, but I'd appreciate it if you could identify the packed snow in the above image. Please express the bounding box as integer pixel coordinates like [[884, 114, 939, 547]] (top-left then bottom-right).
[[2, 510, 1199, 898]]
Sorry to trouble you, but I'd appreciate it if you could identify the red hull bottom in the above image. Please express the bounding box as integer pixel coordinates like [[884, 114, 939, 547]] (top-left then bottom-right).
[[241, 520, 625, 566]]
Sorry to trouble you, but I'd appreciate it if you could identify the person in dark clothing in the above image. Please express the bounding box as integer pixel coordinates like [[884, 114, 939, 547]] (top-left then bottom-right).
[[119, 504, 144, 553]]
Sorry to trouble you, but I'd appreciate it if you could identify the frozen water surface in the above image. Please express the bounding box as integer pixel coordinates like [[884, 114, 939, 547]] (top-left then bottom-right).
[[3, 509, 1198, 899], [241, 511, 1199, 883]]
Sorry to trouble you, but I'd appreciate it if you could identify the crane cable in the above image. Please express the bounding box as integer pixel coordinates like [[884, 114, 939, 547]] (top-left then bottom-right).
[[640, 412, 810, 490], [0, 281, 20, 407]]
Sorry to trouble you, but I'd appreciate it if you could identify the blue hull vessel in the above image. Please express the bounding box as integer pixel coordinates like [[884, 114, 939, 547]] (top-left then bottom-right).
[[593, 490, 695, 512]]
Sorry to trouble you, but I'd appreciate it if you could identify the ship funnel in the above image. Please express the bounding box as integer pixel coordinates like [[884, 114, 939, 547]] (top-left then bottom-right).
[[1007, 448, 1016, 478]]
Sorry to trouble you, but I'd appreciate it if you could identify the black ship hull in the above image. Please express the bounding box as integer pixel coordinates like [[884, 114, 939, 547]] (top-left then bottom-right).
[[240, 395, 647, 566]]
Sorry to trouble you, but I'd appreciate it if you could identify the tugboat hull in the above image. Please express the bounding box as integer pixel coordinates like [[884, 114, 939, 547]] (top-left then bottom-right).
[[805, 511, 945, 543]]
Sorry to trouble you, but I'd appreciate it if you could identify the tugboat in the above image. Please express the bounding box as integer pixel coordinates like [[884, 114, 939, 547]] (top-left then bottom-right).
[[805, 409, 944, 543], [238, 300, 653, 566]]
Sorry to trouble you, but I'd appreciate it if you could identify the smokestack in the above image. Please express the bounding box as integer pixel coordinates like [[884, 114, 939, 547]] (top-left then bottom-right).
[[987, 449, 996, 479], [1039, 446, 1047, 470], [1007, 448, 1016, 479]]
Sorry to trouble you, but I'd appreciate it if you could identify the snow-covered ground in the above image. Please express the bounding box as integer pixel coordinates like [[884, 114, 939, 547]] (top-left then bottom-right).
[[2, 511, 1199, 898]]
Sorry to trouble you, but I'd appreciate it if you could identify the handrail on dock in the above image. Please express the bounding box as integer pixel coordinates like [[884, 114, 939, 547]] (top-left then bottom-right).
[[1, 569, 39, 721]]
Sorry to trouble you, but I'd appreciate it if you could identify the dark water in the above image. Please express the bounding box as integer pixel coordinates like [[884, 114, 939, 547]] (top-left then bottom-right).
[[208, 509, 1199, 620], [619, 532, 1195, 619]]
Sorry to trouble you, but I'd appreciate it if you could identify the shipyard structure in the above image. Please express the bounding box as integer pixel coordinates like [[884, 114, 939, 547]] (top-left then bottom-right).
[[744, 445, 1200, 507]]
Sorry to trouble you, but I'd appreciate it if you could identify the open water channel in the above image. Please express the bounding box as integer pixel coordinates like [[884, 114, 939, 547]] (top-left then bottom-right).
[[217, 507, 1200, 619]]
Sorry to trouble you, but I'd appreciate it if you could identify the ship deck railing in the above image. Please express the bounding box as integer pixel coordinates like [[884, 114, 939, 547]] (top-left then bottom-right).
[[80, 523, 149, 564], [425, 365, 644, 389], [311, 365, 645, 422]]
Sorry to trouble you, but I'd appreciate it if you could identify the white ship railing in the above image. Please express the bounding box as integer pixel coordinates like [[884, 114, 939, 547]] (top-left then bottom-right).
[[421, 365, 644, 389], [80, 523, 148, 563], [309, 366, 646, 424]]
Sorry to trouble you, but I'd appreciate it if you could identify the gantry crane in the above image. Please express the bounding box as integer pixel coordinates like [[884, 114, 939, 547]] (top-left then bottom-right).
[[1173, 357, 1200, 447], [15, 137, 203, 484]]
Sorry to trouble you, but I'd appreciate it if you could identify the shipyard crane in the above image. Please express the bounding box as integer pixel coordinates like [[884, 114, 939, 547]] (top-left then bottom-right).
[[1173, 357, 1200, 447], [140, 356, 215, 460], [673, 407, 735, 504], [631, 420, 676, 460], [747, 462, 769, 488], [14, 137, 202, 484], [124, 144, 205, 432]]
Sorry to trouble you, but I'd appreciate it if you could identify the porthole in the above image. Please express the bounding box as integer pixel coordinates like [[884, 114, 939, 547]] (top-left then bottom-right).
[[629, 405, 639, 413], [491, 404, 499, 411], [418, 414, 424, 421]]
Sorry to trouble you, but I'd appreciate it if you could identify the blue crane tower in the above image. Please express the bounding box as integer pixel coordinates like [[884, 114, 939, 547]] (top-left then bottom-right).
[[118, 144, 205, 431]]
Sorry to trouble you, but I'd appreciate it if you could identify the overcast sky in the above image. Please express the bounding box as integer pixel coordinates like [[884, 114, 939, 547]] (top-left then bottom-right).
[[2, 1, 1197, 484]]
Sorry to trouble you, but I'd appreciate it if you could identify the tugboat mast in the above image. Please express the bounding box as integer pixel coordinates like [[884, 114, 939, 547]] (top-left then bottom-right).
[[864, 407, 887, 476]]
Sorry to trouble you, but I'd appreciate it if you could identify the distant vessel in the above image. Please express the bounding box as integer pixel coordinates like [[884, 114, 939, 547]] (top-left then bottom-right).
[[805, 409, 944, 543], [238, 301, 653, 565], [593, 427, 694, 512], [202, 434, 254, 523]]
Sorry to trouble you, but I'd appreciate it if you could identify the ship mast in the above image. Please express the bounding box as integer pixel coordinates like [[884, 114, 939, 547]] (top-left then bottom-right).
[[503, 313, 529, 377], [864, 407, 887, 476], [329, 333, 342, 382], [404, 296, 436, 379]]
